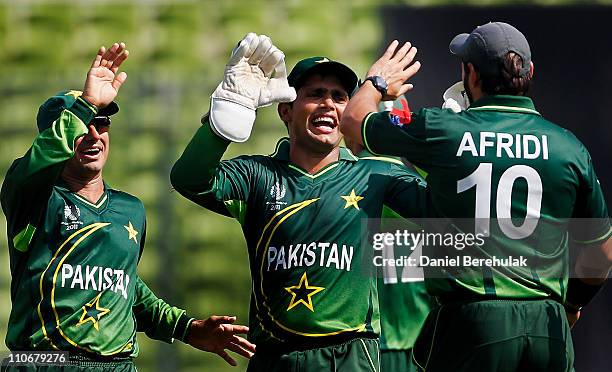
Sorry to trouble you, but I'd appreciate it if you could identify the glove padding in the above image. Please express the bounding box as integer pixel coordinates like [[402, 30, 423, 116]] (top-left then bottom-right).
[[209, 33, 297, 142], [442, 81, 470, 113]]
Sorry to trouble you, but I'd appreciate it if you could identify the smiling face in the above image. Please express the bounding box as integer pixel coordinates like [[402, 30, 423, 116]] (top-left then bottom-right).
[[62, 123, 110, 180], [279, 73, 349, 154]]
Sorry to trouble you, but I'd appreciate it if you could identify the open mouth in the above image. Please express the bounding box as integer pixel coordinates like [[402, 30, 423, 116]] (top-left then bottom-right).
[[310, 115, 337, 134], [79, 147, 102, 160]]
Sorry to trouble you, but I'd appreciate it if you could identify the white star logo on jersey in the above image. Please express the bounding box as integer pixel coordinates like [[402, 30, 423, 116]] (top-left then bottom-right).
[[341, 189, 364, 210], [124, 221, 139, 244]]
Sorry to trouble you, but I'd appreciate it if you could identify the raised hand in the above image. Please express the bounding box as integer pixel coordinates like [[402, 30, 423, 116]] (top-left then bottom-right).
[[185, 315, 256, 366], [81, 42, 129, 109], [209, 33, 296, 142], [365, 40, 420, 100], [215, 33, 296, 109]]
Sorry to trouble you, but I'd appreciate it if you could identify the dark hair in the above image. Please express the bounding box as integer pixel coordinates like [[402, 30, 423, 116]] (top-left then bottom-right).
[[467, 52, 532, 96]]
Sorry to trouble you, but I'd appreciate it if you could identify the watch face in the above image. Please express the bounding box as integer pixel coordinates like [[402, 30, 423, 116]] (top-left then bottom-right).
[[374, 76, 388, 90], [369, 76, 387, 94]]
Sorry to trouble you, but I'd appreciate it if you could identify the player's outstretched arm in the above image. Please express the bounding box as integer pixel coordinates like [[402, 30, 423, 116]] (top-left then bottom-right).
[[171, 33, 294, 213], [1, 42, 129, 253], [340, 40, 420, 147], [185, 316, 256, 366]]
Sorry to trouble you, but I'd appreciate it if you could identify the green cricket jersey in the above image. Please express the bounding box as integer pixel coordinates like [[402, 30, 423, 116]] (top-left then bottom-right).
[[362, 95, 611, 301], [171, 121, 428, 351], [1, 92, 191, 357], [357, 151, 434, 352]]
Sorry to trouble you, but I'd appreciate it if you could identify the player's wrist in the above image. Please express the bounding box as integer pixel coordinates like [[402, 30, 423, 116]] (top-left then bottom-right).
[[360, 76, 387, 99], [70, 96, 99, 126], [208, 96, 257, 143], [174, 313, 195, 343]]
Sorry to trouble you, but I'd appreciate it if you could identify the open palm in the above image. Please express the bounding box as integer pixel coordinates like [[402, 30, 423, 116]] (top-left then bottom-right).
[[81, 42, 129, 109]]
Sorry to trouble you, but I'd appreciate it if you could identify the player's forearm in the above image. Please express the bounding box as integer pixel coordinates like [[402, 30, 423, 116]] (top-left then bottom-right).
[[565, 238, 612, 312], [340, 82, 381, 146], [3, 97, 93, 190], [1, 97, 94, 231], [575, 237, 612, 282], [170, 118, 230, 196], [133, 277, 194, 343]]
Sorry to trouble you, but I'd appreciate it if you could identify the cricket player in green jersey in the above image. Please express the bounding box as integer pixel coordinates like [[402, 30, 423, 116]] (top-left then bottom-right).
[[341, 22, 612, 371], [1, 42, 255, 371], [171, 33, 428, 371]]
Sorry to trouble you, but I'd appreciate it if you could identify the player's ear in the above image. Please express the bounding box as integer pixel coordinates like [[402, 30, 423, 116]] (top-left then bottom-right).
[[277, 102, 292, 127], [529, 61, 534, 78], [467, 62, 481, 88]]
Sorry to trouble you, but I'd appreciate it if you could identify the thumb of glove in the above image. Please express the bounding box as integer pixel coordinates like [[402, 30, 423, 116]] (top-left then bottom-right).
[[259, 81, 296, 107], [258, 59, 297, 107]]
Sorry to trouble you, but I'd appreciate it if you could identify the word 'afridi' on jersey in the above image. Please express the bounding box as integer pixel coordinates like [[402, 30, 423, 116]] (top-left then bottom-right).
[[362, 95, 611, 301], [171, 121, 428, 350], [1, 92, 191, 356]]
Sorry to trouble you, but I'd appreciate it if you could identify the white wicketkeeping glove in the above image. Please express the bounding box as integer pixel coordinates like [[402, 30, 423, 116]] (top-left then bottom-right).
[[442, 81, 470, 113], [209, 33, 297, 142]]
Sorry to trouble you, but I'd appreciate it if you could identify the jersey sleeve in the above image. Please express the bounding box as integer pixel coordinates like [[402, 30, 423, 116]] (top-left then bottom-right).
[[0, 96, 95, 252], [383, 163, 429, 220], [132, 277, 193, 344], [362, 109, 430, 164], [570, 148, 611, 244], [170, 118, 253, 222]]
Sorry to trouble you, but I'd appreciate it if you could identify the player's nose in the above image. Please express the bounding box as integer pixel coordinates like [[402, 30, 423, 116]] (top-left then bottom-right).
[[86, 124, 103, 141]]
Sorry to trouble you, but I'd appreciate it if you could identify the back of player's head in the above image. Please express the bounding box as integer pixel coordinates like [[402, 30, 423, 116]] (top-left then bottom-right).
[[450, 22, 533, 96]]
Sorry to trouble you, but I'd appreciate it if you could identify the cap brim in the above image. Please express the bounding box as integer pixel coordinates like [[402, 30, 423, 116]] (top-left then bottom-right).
[[98, 101, 119, 116], [294, 62, 359, 97], [449, 33, 469, 57]]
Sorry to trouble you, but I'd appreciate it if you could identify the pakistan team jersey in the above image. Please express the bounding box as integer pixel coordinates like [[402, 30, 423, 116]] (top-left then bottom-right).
[[362, 95, 611, 301], [1, 93, 191, 356], [171, 121, 428, 350]]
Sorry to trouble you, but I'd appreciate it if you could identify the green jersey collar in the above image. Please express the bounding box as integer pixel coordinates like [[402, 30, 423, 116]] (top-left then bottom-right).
[[468, 95, 541, 116], [56, 179, 111, 211], [270, 138, 358, 162]]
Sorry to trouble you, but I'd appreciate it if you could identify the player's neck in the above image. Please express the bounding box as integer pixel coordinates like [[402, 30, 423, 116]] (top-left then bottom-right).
[[61, 172, 105, 203], [290, 145, 340, 174]]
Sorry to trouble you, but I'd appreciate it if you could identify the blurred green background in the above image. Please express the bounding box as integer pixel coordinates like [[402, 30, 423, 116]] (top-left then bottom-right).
[[0, 1, 609, 371]]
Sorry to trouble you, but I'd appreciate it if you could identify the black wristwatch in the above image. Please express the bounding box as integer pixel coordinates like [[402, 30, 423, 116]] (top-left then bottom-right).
[[362, 76, 388, 97]]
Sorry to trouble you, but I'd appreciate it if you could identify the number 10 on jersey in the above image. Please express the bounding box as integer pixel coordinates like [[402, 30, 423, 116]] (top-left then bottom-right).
[[457, 163, 543, 239]]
